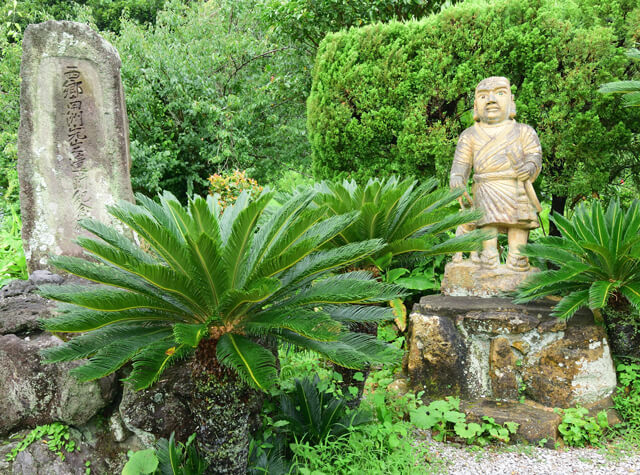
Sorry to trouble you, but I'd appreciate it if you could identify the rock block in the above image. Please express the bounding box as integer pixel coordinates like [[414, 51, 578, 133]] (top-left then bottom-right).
[[0, 333, 117, 436], [407, 295, 616, 408], [461, 399, 561, 448]]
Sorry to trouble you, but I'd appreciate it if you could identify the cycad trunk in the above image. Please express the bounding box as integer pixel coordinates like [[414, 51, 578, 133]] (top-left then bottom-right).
[[603, 298, 640, 360], [190, 338, 263, 474]]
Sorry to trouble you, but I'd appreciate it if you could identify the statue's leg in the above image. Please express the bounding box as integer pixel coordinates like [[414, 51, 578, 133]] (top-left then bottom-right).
[[506, 228, 530, 271], [480, 226, 499, 268]]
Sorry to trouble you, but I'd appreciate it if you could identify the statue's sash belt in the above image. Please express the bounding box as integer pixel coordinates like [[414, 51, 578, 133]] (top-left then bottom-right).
[[474, 171, 517, 182]]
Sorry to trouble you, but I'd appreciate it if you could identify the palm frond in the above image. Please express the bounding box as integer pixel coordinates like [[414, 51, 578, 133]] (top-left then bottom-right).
[[551, 290, 590, 320], [216, 333, 277, 391]]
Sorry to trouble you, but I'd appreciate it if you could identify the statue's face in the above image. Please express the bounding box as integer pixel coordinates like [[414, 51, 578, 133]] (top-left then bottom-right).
[[475, 78, 512, 125]]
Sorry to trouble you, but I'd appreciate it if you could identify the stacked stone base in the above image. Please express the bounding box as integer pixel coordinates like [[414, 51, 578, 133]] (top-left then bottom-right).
[[405, 295, 618, 447]]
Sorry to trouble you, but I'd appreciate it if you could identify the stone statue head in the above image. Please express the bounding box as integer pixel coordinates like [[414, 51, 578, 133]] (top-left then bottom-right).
[[473, 76, 516, 124]]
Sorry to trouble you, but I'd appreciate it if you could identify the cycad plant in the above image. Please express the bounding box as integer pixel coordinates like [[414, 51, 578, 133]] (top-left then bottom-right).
[[314, 176, 484, 270], [38, 190, 404, 474], [515, 199, 640, 357]]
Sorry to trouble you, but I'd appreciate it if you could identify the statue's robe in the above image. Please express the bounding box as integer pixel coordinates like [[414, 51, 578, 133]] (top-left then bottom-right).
[[451, 120, 542, 230]]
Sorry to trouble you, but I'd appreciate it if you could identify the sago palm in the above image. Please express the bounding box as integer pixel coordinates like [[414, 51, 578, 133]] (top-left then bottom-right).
[[38, 190, 404, 473], [515, 199, 640, 333], [313, 176, 484, 269]]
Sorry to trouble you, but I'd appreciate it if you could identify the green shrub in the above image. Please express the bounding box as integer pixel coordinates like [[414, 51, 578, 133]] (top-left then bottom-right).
[[207, 169, 263, 208], [614, 361, 640, 430], [307, 0, 640, 205], [6, 423, 77, 462]]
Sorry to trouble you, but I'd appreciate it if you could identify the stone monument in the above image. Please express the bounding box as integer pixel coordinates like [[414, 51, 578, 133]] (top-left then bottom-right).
[[18, 21, 134, 272], [403, 77, 618, 447], [441, 76, 542, 296]]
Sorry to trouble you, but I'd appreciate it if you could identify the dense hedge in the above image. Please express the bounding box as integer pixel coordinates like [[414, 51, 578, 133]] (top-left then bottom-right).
[[308, 0, 640, 203]]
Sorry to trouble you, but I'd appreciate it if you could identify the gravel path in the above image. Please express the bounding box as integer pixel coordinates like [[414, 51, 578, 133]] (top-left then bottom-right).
[[417, 431, 640, 474]]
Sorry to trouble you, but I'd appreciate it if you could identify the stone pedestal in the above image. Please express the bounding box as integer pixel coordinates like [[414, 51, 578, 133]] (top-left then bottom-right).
[[440, 261, 539, 297], [406, 295, 617, 408]]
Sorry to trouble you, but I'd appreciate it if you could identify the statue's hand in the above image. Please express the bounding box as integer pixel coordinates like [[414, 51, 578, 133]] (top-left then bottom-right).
[[515, 162, 536, 181], [451, 175, 465, 189]]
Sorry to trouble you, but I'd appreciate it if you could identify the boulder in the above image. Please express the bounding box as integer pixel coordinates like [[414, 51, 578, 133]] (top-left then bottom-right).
[[0, 294, 55, 335], [0, 333, 117, 436], [119, 361, 196, 445]]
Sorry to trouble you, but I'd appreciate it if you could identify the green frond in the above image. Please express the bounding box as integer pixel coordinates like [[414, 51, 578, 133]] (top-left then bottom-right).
[[621, 282, 640, 311], [284, 277, 406, 306], [78, 218, 157, 265], [550, 290, 590, 320], [520, 243, 582, 265], [322, 304, 396, 323], [125, 340, 194, 390], [512, 281, 587, 304], [70, 330, 173, 382], [243, 309, 342, 342], [280, 239, 385, 288], [173, 323, 208, 347], [588, 280, 619, 309], [41, 308, 183, 333], [188, 194, 222, 241], [39, 284, 190, 315], [550, 212, 582, 246], [279, 330, 400, 369], [223, 192, 274, 289], [216, 334, 277, 391], [185, 232, 226, 310], [218, 278, 281, 319], [598, 80, 640, 93], [40, 323, 170, 364], [515, 263, 592, 300]]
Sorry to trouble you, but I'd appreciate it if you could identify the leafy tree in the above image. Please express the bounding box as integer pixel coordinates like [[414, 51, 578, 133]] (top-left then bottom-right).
[[39, 190, 403, 472], [114, 0, 310, 198], [307, 0, 640, 218]]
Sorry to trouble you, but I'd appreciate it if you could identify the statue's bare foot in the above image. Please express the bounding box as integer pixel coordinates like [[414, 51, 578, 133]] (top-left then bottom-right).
[[506, 253, 530, 271], [480, 249, 499, 269]]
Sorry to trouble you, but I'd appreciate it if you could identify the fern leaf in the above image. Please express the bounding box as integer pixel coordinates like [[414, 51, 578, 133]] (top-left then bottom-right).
[[551, 290, 590, 320]]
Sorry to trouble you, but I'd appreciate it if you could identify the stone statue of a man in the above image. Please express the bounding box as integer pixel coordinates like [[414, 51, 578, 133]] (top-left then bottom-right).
[[450, 76, 542, 271]]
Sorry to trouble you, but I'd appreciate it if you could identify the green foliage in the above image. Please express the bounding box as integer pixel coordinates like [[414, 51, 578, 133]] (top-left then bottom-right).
[[207, 169, 264, 208], [599, 49, 640, 107], [613, 362, 640, 430], [0, 204, 27, 287], [115, 0, 310, 198], [39, 191, 403, 391], [6, 423, 77, 462], [123, 432, 207, 475], [515, 199, 640, 320], [313, 176, 485, 270], [410, 397, 519, 445], [556, 406, 609, 447], [263, 0, 447, 52], [308, 0, 640, 202], [277, 375, 371, 445]]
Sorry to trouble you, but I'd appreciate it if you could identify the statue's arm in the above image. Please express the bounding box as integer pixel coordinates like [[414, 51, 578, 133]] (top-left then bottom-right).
[[521, 125, 542, 182], [450, 130, 473, 189]]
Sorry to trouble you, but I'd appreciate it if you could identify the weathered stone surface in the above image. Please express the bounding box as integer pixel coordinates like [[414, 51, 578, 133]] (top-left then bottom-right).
[[489, 337, 519, 399], [0, 333, 117, 436], [407, 295, 616, 408], [463, 310, 538, 334], [406, 313, 467, 397], [18, 21, 134, 272], [522, 325, 617, 408], [461, 399, 561, 448], [119, 361, 196, 445], [441, 260, 539, 297], [0, 294, 55, 335]]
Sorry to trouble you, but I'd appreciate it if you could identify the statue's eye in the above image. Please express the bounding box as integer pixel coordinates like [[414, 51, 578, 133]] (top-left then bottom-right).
[[480, 95, 486, 99], [497, 91, 504, 96]]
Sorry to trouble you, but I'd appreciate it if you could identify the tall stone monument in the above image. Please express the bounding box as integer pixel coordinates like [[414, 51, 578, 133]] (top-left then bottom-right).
[[18, 21, 134, 272]]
